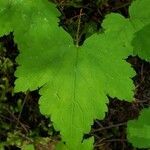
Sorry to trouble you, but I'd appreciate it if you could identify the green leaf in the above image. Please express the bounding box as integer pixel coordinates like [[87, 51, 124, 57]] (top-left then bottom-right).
[[132, 24, 150, 61], [102, 14, 134, 56], [22, 144, 35, 150], [130, 0, 150, 60], [0, 0, 136, 149], [0, 143, 5, 150], [14, 5, 135, 150], [0, 0, 59, 37], [103, 0, 150, 58], [129, 0, 150, 27], [56, 138, 93, 150], [127, 108, 150, 148], [38, 29, 135, 149]]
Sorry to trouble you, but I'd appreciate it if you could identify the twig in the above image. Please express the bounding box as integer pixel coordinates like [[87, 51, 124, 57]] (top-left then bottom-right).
[[91, 122, 126, 133], [18, 132, 34, 143], [94, 138, 127, 148], [76, 8, 83, 47], [16, 90, 29, 127], [111, 2, 131, 11], [105, 138, 127, 142], [4, 107, 29, 133]]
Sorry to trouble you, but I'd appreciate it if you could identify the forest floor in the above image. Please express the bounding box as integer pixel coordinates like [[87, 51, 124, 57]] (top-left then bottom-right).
[[0, 0, 150, 150]]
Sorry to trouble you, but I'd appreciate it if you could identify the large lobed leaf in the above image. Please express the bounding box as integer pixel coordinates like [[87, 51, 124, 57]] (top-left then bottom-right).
[[127, 108, 150, 148], [0, 0, 149, 149]]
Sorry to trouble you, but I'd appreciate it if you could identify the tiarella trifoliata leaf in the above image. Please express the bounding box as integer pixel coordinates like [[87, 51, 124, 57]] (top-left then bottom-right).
[[0, 0, 138, 149], [127, 108, 150, 148]]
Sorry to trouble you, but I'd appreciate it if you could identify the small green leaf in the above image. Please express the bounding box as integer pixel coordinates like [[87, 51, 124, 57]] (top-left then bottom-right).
[[102, 13, 134, 56], [132, 24, 150, 61], [130, 0, 150, 60], [103, 0, 150, 58], [0, 143, 5, 150], [22, 144, 35, 150], [130, 0, 150, 27], [127, 108, 150, 148]]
